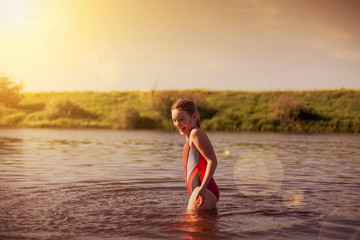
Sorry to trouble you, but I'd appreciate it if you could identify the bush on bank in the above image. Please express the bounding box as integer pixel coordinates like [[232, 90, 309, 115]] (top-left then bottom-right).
[[0, 73, 23, 108]]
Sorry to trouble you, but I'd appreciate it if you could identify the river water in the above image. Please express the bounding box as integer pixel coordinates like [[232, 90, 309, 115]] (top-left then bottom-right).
[[0, 129, 359, 239]]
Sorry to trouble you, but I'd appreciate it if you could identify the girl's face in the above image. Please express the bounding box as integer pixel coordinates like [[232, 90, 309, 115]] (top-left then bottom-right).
[[171, 109, 197, 136]]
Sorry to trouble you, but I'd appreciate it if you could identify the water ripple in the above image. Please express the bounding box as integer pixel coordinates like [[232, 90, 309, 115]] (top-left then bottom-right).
[[0, 129, 359, 239]]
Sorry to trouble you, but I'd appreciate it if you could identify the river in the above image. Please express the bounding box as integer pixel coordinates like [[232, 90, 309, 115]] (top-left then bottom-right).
[[0, 129, 359, 239]]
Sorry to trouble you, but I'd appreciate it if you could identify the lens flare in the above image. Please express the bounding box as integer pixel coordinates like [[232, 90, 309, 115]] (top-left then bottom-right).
[[233, 148, 283, 198], [282, 188, 304, 208]]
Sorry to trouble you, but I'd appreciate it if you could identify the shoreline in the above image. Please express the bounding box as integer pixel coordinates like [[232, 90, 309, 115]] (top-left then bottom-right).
[[1, 89, 359, 133]]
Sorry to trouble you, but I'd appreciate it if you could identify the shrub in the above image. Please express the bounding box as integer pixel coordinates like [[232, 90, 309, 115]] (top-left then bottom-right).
[[202, 116, 235, 131], [272, 95, 322, 122], [0, 104, 18, 118], [151, 90, 217, 120], [151, 90, 180, 118], [124, 106, 141, 129], [111, 106, 158, 129], [0, 112, 26, 127], [136, 116, 158, 129], [0, 73, 23, 107], [46, 98, 96, 120], [197, 103, 218, 120]]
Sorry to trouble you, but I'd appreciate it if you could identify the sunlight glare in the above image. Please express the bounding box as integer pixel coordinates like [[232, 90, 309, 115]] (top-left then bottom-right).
[[0, 0, 25, 19], [282, 188, 304, 208], [0, 0, 38, 27]]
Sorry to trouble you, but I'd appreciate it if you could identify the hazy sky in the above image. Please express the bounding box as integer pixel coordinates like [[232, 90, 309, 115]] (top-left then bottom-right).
[[1, 0, 359, 91]]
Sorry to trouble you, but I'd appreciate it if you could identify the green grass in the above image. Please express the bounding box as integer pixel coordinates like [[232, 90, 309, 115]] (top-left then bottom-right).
[[1, 89, 359, 133]]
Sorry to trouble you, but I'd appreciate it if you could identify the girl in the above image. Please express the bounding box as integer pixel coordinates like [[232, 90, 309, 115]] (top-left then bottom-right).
[[171, 98, 219, 210]]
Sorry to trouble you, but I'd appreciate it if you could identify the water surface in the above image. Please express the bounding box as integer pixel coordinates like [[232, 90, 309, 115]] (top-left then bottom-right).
[[0, 129, 359, 239]]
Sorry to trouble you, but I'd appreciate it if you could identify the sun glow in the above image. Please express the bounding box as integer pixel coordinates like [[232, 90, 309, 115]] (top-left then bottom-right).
[[0, 0, 76, 91], [1, 0, 359, 91], [0, 0, 40, 29], [0, 0, 26, 20]]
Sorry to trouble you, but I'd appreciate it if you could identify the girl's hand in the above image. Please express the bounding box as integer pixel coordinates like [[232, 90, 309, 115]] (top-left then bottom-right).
[[196, 187, 206, 208]]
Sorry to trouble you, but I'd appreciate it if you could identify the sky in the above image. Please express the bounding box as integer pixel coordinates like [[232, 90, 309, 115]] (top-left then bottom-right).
[[0, 0, 359, 92]]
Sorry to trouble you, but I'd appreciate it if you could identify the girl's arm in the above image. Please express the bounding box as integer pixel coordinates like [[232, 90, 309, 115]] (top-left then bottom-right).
[[190, 128, 218, 206]]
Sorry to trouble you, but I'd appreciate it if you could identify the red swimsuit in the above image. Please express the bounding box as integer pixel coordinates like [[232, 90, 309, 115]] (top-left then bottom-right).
[[182, 140, 220, 201]]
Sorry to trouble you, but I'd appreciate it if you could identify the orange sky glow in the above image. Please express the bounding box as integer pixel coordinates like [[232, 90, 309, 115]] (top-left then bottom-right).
[[1, 0, 359, 91]]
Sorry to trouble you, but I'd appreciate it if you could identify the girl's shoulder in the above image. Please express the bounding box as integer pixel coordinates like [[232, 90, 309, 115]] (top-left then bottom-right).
[[189, 127, 202, 139], [189, 128, 208, 148]]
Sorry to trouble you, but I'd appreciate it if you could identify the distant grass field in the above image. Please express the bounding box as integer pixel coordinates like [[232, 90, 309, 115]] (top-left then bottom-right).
[[1, 89, 359, 133]]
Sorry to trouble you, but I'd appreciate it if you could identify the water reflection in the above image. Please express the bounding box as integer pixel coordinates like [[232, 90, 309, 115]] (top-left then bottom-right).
[[175, 209, 218, 239], [282, 188, 305, 208], [0, 136, 25, 183], [0, 136, 23, 155]]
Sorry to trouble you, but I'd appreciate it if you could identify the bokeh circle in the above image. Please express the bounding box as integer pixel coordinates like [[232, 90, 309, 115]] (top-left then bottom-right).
[[233, 148, 283, 199]]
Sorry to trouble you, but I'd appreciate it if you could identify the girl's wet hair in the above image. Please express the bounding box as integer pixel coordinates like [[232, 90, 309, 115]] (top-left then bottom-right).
[[171, 98, 201, 127]]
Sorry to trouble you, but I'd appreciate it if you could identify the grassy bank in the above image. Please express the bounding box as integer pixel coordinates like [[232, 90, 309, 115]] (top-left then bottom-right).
[[1, 89, 359, 133]]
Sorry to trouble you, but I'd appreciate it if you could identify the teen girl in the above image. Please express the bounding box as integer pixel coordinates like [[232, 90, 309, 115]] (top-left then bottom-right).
[[171, 98, 219, 210]]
